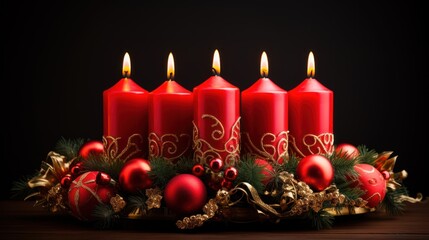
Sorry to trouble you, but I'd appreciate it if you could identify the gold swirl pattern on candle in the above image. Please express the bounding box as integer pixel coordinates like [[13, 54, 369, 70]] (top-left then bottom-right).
[[148, 132, 191, 162], [102, 133, 143, 162], [242, 131, 289, 163], [193, 114, 241, 166], [288, 133, 334, 158]]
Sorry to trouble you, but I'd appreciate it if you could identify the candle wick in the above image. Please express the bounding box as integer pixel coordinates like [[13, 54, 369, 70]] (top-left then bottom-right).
[[262, 71, 267, 78], [211, 68, 218, 76], [123, 70, 129, 78], [169, 72, 174, 81]]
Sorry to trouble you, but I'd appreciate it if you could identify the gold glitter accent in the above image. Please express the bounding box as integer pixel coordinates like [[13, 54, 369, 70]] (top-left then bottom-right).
[[148, 132, 191, 162], [242, 131, 289, 163], [26, 151, 74, 213], [145, 188, 163, 210], [193, 114, 241, 166], [110, 194, 126, 213], [289, 133, 334, 158], [102, 133, 143, 162]]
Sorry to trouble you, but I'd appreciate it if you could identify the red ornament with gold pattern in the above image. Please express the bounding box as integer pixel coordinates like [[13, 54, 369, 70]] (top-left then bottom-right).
[[241, 51, 288, 164], [288, 51, 334, 158], [193, 49, 240, 167], [351, 163, 387, 208], [68, 171, 116, 221]]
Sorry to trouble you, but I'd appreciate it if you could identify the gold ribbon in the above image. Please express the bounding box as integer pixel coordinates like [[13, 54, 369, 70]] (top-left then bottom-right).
[[28, 151, 75, 190]]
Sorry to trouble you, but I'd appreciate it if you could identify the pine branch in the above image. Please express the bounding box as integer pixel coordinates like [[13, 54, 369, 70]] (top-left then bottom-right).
[[148, 157, 176, 190], [307, 209, 334, 230], [234, 154, 264, 194], [10, 172, 38, 200], [175, 156, 195, 174], [357, 145, 378, 165], [83, 156, 124, 181], [379, 186, 408, 216], [55, 137, 85, 160], [92, 203, 119, 229]]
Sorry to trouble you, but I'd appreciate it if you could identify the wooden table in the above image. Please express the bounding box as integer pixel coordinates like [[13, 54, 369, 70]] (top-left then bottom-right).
[[1, 199, 429, 239]]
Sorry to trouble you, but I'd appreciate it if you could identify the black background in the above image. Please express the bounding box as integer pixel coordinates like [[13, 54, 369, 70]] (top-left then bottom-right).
[[2, 1, 428, 199]]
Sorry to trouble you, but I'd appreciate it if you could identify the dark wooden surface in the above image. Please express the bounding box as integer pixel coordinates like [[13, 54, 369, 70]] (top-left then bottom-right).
[[1, 199, 429, 239]]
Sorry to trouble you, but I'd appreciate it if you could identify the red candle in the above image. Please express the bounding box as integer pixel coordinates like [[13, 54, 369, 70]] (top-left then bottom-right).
[[103, 52, 149, 161], [241, 51, 288, 163], [193, 49, 240, 167], [288, 51, 334, 158], [149, 52, 193, 163]]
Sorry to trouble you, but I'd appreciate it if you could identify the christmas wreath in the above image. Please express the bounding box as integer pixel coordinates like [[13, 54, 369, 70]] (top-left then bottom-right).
[[11, 136, 423, 230]]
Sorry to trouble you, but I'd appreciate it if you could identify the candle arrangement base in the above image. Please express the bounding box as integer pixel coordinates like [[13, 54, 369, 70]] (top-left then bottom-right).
[[11, 136, 423, 231]]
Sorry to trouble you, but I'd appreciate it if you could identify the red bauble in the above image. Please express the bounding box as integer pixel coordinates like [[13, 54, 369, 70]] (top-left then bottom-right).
[[352, 163, 387, 208], [164, 174, 207, 215], [209, 158, 224, 173], [68, 171, 116, 221], [224, 166, 238, 181], [119, 158, 153, 193], [192, 164, 205, 177], [254, 158, 274, 185], [296, 154, 334, 191], [61, 174, 72, 188], [335, 143, 359, 160], [79, 140, 104, 160]]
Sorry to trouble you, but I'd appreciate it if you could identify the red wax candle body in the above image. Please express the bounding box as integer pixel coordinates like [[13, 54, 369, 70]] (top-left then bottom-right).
[[149, 80, 193, 163], [288, 78, 333, 158], [193, 76, 240, 166], [103, 78, 149, 160], [241, 78, 288, 163]]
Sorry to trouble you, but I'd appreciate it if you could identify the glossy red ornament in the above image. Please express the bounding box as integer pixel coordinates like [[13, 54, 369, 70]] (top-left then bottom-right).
[[352, 163, 387, 208], [192, 164, 205, 177], [119, 158, 153, 193], [296, 154, 334, 191], [335, 143, 359, 160], [254, 158, 275, 185], [381, 170, 390, 180], [79, 140, 104, 160], [224, 166, 238, 181], [209, 158, 224, 173], [68, 171, 116, 221], [60, 174, 72, 188], [70, 164, 82, 177], [164, 174, 207, 215], [221, 178, 233, 190], [96, 172, 112, 186]]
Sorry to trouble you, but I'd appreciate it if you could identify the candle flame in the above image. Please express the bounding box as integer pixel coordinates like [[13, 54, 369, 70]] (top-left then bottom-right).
[[307, 51, 315, 78], [260, 51, 269, 78], [212, 49, 221, 75], [167, 52, 175, 80], [122, 52, 131, 78]]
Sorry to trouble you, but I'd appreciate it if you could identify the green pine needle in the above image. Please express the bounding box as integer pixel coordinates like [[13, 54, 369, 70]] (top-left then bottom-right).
[[54, 137, 85, 160], [329, 152, 359, 184], [148, 157, 176, 190], [175, 156, 195, 174], [126, 192, 147, 213], [357, 145, 378, 165], [307, 209, 334, 230], [280, 153, 300, 175], [92, 203, 118, 229], [234, 154, 265, 194], [379, 186, 408, 216], [10, 172, 38, 200], [83, 157, 124, 181]]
